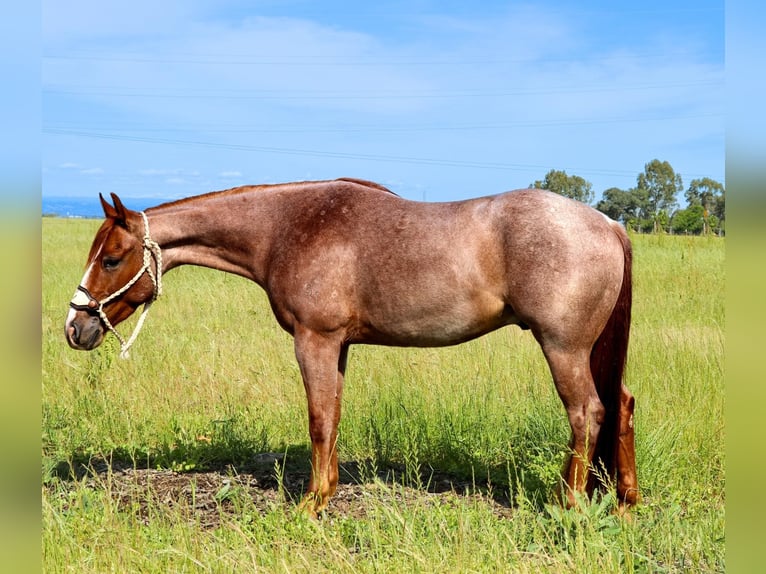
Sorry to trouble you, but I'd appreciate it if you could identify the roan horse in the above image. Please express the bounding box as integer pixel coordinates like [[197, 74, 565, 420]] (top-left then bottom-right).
[[65, 177, 638, 515]]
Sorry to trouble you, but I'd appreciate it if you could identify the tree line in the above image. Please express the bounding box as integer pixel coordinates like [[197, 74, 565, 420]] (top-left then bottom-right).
[[531, 159, 725, 235]]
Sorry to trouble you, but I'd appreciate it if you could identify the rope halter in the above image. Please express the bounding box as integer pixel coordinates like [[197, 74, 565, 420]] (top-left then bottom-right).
[[69, 211, 163, 358]]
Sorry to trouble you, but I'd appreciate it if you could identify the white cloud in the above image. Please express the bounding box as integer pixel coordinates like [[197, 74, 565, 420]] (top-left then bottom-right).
[[219, 170, 242, 178], [80, 167, 104, 175]]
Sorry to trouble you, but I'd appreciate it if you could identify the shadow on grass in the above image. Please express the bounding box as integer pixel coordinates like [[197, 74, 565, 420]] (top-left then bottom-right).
[[44, 439, 560, 517]]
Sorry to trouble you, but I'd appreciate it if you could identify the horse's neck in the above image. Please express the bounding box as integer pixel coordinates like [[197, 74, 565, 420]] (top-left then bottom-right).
[[146, 192, 277, 283]]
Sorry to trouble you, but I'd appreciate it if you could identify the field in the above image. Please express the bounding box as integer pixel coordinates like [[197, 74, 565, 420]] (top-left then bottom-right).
[[42, 217, 724, 573]]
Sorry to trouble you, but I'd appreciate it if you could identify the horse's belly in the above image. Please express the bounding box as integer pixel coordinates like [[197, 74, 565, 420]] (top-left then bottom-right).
[[358, 294, 516, 347]]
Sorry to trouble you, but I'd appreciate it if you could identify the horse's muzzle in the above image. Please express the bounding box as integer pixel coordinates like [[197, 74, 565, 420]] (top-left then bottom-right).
[[65, 310, 105, 350]]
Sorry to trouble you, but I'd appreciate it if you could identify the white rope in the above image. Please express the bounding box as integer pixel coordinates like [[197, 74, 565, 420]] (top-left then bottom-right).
[[95, 211, 163, 358]]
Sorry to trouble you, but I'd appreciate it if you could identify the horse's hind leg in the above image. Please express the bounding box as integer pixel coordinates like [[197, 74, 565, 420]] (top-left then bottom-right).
[[543, 345, 605, 506], [616, 384, 639, 508], [292, 327, 348, 516]]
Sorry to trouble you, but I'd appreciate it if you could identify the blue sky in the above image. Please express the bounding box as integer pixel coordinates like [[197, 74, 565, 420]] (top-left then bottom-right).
[[42, 1, 724, 204]]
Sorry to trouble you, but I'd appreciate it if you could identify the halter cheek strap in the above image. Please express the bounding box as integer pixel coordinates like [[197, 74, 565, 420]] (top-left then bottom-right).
[[69, 211, 163, 358]]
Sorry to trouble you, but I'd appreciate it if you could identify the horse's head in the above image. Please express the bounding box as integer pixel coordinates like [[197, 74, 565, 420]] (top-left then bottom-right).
[[65, 193, 162, 354]]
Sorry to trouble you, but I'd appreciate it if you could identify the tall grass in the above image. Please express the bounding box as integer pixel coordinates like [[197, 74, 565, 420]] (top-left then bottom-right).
[[42, 218, 724, 572]]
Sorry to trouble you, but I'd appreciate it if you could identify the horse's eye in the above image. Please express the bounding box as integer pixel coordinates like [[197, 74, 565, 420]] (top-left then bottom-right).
[[103, 257, 121, 270]]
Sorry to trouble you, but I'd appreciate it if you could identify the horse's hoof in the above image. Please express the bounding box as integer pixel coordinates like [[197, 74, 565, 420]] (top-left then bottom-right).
[[614, 491, 640, 521], [618, 487, 640, 507], [614, 503, 634, 522], [297, 492, 325, 519]]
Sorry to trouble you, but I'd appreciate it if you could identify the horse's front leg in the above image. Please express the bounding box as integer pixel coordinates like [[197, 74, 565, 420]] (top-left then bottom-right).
[[292, 326, 348, 517]]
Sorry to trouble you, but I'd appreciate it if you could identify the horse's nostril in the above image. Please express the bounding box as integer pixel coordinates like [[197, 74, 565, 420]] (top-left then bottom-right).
[[68, 321, 80, 344]]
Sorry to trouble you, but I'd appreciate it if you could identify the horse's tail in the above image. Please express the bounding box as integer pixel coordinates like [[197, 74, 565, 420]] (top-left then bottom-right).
[[589, 221, 632, 494]]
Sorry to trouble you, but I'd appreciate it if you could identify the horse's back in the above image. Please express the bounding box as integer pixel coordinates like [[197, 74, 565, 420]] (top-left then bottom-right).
[[267, 184, 627, 350]]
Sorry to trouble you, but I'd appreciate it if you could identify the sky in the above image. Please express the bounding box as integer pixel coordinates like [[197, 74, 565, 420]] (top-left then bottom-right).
[[42, 0, 724, 205]]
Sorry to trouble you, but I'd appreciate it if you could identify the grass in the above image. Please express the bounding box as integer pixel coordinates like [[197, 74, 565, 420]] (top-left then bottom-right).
[[42, 218, 724, 572]]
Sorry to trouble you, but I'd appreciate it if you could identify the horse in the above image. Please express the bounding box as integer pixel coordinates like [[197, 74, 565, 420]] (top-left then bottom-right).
[[64, 177, 639, 515]]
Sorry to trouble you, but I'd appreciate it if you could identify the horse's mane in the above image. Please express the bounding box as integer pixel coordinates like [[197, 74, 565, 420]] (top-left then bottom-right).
[[334, 178, 398, 196]]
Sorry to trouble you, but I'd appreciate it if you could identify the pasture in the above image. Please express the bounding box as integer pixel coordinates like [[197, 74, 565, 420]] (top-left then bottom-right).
[[42, 217, 724, 572]]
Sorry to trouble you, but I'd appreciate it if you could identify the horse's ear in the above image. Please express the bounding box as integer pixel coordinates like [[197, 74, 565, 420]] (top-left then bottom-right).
[[99, 193, 132, 227], [110, 193, 130, 225], [98, 192, 131, 228], [99, 193, 119, 220]]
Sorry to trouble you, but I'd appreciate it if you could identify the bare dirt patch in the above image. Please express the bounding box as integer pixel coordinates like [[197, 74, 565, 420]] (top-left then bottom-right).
[[47, 455, 516, 528]]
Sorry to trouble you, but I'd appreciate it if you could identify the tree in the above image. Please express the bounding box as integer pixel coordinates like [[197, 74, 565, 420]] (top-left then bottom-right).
[[596, 187, 646, 229], [713, 189, 725, 235], [532, 169, 594, 204], [685, 177, 725, 235], [636, 159, 682, 233], [671, 204, 705, 234]]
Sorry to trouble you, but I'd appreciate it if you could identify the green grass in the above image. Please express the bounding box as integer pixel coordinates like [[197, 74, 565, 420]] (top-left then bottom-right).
[[42, 218, 724, 572]]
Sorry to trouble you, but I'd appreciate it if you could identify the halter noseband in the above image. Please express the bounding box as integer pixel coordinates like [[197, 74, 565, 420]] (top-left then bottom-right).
[[69, 211, 163, 358]]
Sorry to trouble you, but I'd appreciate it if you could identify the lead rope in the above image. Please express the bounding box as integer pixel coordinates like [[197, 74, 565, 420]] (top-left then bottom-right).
[[97, 212, 163, 358]]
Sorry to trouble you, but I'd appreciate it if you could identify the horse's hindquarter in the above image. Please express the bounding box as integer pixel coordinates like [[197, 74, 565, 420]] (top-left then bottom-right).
[[497, 190, 626, 349]]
